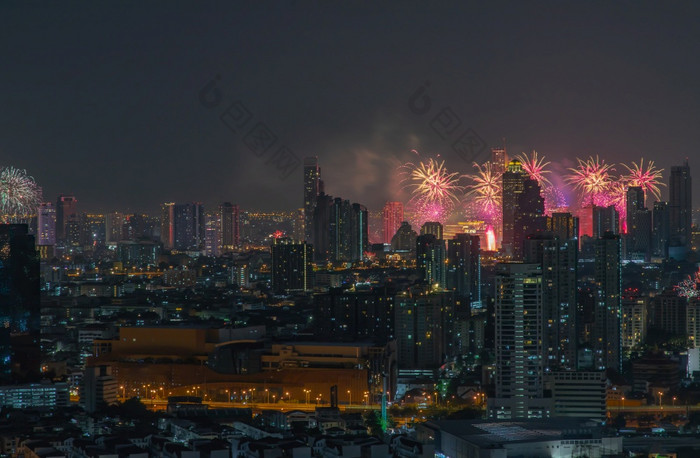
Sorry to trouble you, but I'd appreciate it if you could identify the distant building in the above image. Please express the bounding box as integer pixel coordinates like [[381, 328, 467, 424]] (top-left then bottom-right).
[[621, 296, 648, 353], [390, 222, 417, 256], [420, 221, 443, 240], [271, 238, 313, 294], [55, 194, 77, 242], [82, 365, 118, 413], [501, 160, 527, 256], [592, 205, 619, 238], [544, 371, 606, 420], [116, 240, 160, 266], [219, 202, 240, 251], [105, 212, 124, 244], [446, 234, 480, 310], [204, 212, 221, 257], [416, 234, 446, 288], [593, 232, 622, 372], [36, 202, 56, 246], [382, 202, 403, 244], [173, 203, 205, 251], [652, 201, 670, 258], [0, 382, 69, 409], [669, 159, 692, 251], [304, 157, 321, 243]]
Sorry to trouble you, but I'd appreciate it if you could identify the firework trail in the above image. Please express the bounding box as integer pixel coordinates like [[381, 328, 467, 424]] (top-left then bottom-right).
[[0, 167, 42, 223], [566, 155, 615, 206], [401, 153, 463, 227], [622, 158, 664, 203], [464, 161, 502, 216], [516, 151, 551, 187]]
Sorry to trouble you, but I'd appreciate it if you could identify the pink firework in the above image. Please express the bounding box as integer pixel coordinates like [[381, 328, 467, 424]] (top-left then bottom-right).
[[675, 269, 700, 298], [543, 186, 568, 215], [622, 158, 665, 203], [464, 161, 502, 219], [567, 155, 615, 205], [516, 151, 551, 186], [401, 154, 463, 226]]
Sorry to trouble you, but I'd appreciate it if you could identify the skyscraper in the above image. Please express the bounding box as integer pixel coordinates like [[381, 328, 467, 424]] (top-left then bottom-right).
[[314, 195, 368, 263], [446, 234, 481, 309], [489, 263, 551, 419], [172, 203, 204, 251], [592, 205, 619, 238], [420, 221, 444, 240], [626, 186, 644, 232], [0, 224, 40, 382], [652, 201, 670, 258], [524, 233, 578, 370], [271, 237, 313, 294], [313, 192, 333, 262], [491, 146, 507, 172], [55, 194, 77, 242], [160, 203, 175, 250], [593, 232, 622, 372], [513, 178, 546, 260], [669, 160, 692, 251], [219, 202, 240, 251], [204, 212, 221, 257], [303, 157, 321, 243], [36, 202, 56, 246], [416, 234, 446, 288], [547, 212, 579, 242], [382, 202, 404, 244], [501, 160, 527, 255], [105, 212, 124, 244], [390, 222, 417, 256]]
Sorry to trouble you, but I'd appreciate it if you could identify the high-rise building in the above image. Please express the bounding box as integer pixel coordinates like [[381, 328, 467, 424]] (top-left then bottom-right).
[[172, 203, 204, 251], [416, 234, 446, 288], [390, 222, 417, 256], [513, 178, 546, 260], [626, 186, 644, 232], [631, 208, 652, 261], [0, 224, 40, 383], [204, 212, 221, 257], [491, 146, 507, 172], [315, 195, 368, 263], [621, 296, 647, 353], [652, 201, 670, 258], [395, 285, 454, 372], [547, 212, 579, 242], [161, 203, 175, 250], [105, 212, 124, 244], [489, 263, 551, 419], [592, 205, 619, 238], [304, 157, 321, 243], [37, 202, 56, 246], [271, 237, 313, 294], [501, 160, 527, 255], [382, 202, 404, 244], [593, 232, 622, 372], [669, 160, 692, 251], [651, 289, 687, 336], [524, 233, 578, 370], [420, 221, 443, 240], [55, 194, 77, 241], [82, 365, 118, 414], [313, 192, 333, 262], [446, 234, 480, 309], [219, 202, 240, 251]]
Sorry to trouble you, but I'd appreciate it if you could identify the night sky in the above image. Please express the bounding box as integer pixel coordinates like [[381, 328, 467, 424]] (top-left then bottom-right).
[[2, 1, 699, 213]]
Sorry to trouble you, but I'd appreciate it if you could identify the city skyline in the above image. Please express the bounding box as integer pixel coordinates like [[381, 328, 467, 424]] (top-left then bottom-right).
[[2, 2, 700, 212]]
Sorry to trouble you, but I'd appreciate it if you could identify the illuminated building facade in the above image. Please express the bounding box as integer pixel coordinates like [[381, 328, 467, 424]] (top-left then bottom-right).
[[382, 201, 403, 244]]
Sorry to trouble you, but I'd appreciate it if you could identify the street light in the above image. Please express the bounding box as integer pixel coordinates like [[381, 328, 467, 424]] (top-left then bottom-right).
[[348, 390, 352, 406], [673, 396, 677, 407], [658, 391, 663, 407]]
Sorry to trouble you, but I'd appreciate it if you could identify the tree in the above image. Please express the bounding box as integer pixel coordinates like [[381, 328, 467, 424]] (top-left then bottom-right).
[[363, 410, 384, 437]]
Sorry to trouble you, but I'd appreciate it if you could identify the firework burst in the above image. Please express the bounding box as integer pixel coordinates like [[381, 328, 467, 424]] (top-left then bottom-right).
[[675, 269, 700, 298], [516, 151, 551, 187], [566, 155, 615, 205], [464, 161, 502, 216], [0, 167, 42, 223], [622, 158, 664, 203], [401, 154, 463, 226]]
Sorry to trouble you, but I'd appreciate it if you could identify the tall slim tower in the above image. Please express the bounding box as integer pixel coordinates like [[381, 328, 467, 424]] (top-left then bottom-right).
[[303, 157, 321, 243], [593, 232, 622, 372], [501, 160, 527, 256], [382, 202, 404, 244], [160, 203, 175, 250], [669, 160, 692, 250], [271, 237, 314, 294], [37, 203, 56, 246], [490, 263, 551, 419], [446, 234, 481, 310], [652, 201, 670, 258], [219, 202, 240, 251], [416, 234, 446, 288], [513, 178, 546, 260], [491, 147, 507, 172], [55, 194, 77, 242]]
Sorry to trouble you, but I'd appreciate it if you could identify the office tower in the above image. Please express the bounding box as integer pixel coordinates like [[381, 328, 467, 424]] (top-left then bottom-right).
[[626, 186, 644, 232], [383, 202, 404, 244], [446, 234, 481, 309], [37, 202, 56, 246], [547, 212, 579, 242], [592, 205, 619, 238], [652, 201, 670, 257], [219, 202, 240, 251], [82, 365, 118, 414], [304, 157, 321, 242], [312, 192, 332, 262], [651, 289, 687, 336], [395, 285, 454, 372], [172, 203, 204, 251], [688, 298, 700, 349], [204, 212, 221, 257], [321, 197, 368, 263], [293, 208, 305, 242], [513, 178, 546, 260], [314, 286, 395, 344], [84, 213, 105, 247], [416, 234, 446, 288], [490, 263, 551, 419], [593, 232, 622, 372], [161, 203, 175, 250], [631, 208, 652, 261], [524, 233, 578, 370], [501, 160, 527, 255], [492, 147, 507, 172], [621, 296, 648, 353], [55, 194, 77, 241], [669, 160, 692, 250], [104, 212, 124, 244], [390, 222, 417, 255], [420, 221, 444, 240], [0, 224, 40, 383], [349, 203, 368, 261], [271, 237, 313, 294], [65, 217, 82, 247]]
